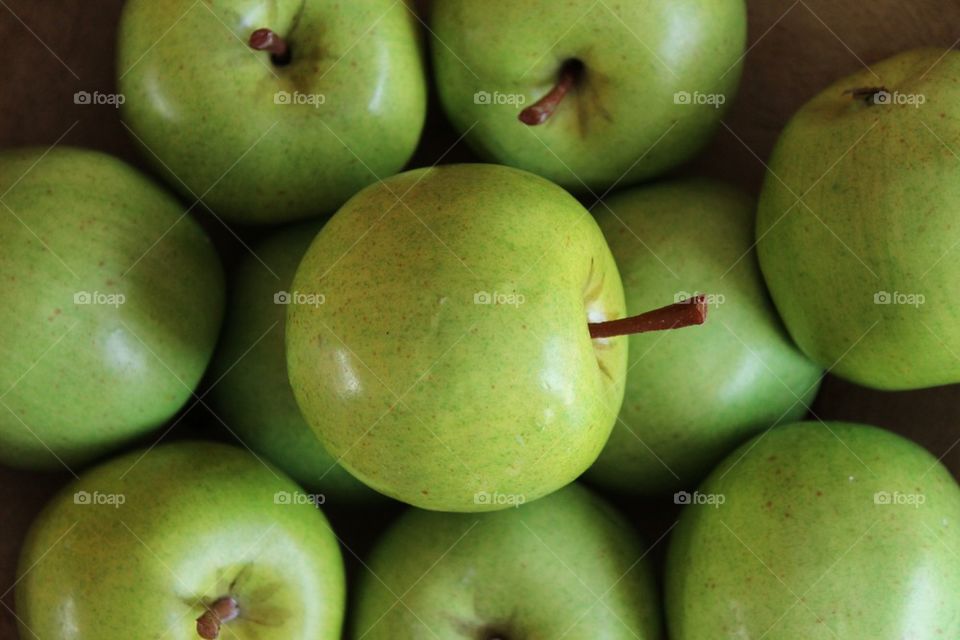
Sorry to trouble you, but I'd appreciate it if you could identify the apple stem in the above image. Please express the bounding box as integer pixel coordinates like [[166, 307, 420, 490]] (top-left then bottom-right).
[[519, 59, 583, 125], [249, 28, 290, 62], [843, 86, 888, 106], [588, 295, 708, 339], [196, 596, 240, 640]]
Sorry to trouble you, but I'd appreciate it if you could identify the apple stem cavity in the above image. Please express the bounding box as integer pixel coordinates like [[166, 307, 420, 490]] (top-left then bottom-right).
[[843, 86, 888, 106], [588, 295, 708, 340], [196, 596, 240, 640], [519, 59, 584, 125], [249, 28, 292, 66]]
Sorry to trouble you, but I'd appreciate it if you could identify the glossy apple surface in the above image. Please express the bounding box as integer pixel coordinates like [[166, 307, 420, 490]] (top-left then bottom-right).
[[287, 164, 627, 512], [666, 421, 960, 638], [757, 48, 960, 390], [588, 179, 822, 494], [210, 220, 377, 502], [16, 441, 345, 639], [353, 482, 661, 639], [0, 147, 223, 470], [118, 0, 427, 224], [430, 0, 746, 192]]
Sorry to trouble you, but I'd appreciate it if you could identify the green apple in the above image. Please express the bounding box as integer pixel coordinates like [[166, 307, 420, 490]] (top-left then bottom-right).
[[287, 164, 706, 512], [430, 0, 746, 192], [209, 220, 377, 502], [16, 440, 345, 639], [353, 482, 661, 639], [587, 179, 823, 494], [117, 0, 427, 225], [757, 48, 960, 390], [0, 147, 223, 470], [666, 421, 960, 638]]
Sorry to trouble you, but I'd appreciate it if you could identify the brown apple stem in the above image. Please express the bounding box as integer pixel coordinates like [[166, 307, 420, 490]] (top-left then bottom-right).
[[843, 86, 887, 105], [588, 295, 708, 339], [519, 60, 582, 125], [196, 596, 240, 640], [249, 28, 289, 58]]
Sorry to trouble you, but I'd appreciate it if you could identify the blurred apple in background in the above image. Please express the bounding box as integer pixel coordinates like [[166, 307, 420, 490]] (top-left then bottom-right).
[[587, 179, 822, 494], [0, 147, 224, 471], [210, 220, 378, 503], [353, 483, 662, 639]]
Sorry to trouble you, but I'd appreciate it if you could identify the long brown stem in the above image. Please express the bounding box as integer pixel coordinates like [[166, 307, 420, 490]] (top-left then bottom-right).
[[519, 60, 582, 125], [588, 295, 708, 339], [249, 28, 289, 58], [196, 596, 240, 640]]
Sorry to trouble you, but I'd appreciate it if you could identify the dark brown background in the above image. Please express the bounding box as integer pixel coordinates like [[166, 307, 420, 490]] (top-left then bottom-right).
[[2, 1, 960, 638]]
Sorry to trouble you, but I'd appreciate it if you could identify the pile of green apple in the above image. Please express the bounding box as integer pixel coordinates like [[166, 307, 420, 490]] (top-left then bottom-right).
[[4, 1, 960, 638]]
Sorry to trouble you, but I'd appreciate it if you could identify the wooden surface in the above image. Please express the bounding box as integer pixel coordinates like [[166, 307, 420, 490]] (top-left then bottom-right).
[[1, 2, 960, 638]]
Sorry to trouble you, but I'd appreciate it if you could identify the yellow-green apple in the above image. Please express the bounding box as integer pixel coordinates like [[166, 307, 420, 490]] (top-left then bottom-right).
[[286, 163, 707, 512], [16, 441, 346, 639]]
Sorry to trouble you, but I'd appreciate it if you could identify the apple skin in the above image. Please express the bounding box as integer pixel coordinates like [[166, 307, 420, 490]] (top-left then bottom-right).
[[209, 220, 377, 503], [15, 441, 346, 639], [0, 147, 224, 470], [665, 421, 960, 638], [117, 0, 427, 225], [756, 48, 960, 390], [286, 163, 627, 512], [352, 482, 661, 639], [430, 0, 746, 192], [587, 179, 823, 494]]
